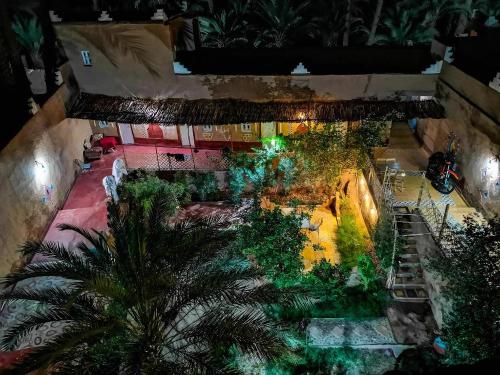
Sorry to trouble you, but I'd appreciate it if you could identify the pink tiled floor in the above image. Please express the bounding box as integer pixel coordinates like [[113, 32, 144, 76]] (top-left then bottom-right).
[[43, 146, 117, 245], [43, 145, 225, 245]]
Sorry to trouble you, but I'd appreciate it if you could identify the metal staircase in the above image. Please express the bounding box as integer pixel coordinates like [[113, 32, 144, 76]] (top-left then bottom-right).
[[390, 207, 428, 302]]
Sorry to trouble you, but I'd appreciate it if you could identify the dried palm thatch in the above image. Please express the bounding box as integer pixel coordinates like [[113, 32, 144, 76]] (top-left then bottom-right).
[[69, 93, 445, 125]]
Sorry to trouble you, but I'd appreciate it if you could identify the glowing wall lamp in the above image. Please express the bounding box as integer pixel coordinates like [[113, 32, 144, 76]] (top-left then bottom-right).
[[34, 160, 47, 185]]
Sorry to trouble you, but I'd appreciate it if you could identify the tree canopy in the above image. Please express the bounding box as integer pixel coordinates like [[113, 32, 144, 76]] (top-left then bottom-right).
[[429, 216, 500, 364]]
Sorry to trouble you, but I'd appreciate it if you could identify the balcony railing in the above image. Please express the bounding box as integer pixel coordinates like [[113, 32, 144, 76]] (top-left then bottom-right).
[[122, 145, 229, 172]]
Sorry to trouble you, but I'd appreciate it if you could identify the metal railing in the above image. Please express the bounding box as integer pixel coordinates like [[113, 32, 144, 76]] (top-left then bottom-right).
[[122, 145, 229, 172]]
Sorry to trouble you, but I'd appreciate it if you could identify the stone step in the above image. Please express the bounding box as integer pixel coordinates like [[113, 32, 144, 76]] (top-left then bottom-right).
[[400, 247, 418, 255], [398, 262, 420, 267], [394, 276, 425, 286], [399, 265, 423, 274], [396, 272, 422, 278], [392, 286, 428, 301], [398, 253, 420, 261]]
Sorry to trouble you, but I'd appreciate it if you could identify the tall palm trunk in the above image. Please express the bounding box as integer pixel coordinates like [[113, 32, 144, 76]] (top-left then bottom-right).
[[39, 0, 57, 96], [367, 0, 384, 45], [455, 0, 472, 35], [343, 0, 352, 46]]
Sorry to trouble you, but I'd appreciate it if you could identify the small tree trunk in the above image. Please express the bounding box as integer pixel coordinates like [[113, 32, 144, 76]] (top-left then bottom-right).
[[455, 0, 472, 35], [343, 0, 352, 46], [367, 0, 384, 45]]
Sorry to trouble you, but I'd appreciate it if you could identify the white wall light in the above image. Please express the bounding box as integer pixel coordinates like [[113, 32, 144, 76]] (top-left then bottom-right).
[[34, 160, 48, 185]]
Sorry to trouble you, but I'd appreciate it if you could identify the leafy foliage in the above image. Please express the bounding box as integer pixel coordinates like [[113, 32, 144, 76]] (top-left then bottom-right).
[[254, 0, 319, 47], [428, 216, 500, 364], [175, 171, 220, 201], [227, 146, 297, 203], [228, 166, 247, 204], [199, 7, 249, 48], [336, 200, 368, 269], [239, 207, 307, 288], [286, 121, 385, 193], [11, 14, 44, 66], [375, 0, 438, 45], [373, 208, 398, 270], [356, 253, 380, 291], [119, 171, 189, 215], [0, 192, 299, 374]]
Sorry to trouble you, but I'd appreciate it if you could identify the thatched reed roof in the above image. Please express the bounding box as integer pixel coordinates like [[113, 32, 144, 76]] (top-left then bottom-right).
[[69, 93, 445, 125]]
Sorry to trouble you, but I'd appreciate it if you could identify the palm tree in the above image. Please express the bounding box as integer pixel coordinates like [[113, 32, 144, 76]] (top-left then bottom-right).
[[254, 0, 318, 48], [375, 2, 438, 46], [11, 14, 44, 68], [420, 0, 456, 29], [342, 0, 367, 46], [0, 194, 297, 374], [318, 0, 346, 47], [199, 9, 249, 48]]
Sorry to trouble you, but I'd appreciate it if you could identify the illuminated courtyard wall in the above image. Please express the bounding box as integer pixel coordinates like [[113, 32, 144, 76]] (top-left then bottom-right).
[[0, 85, 92, 276], [416, 64, 500, 216]]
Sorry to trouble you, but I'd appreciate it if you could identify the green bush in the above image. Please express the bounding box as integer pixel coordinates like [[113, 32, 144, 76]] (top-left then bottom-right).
[[228, 166, 247, 203], [357, 254, 380, 292], [239, 207, 307, 288], [119, 173, 189, 216], [336, 201, 367, 269], [192, 172, 219, 201], [373, 209, 398, 270]]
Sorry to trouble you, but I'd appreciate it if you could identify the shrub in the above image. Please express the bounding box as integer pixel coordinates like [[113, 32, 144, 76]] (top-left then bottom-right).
[[239, 207, 307, 287], [357, 254, 380, 292], [228, 166, 247, 203], [336, 200, 367, 269], [192, 172, 219, 201], [373, 209, 398, 270], [119, 173, 189, 216]]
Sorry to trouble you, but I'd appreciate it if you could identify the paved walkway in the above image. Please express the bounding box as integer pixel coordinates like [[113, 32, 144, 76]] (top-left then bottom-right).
[[307, 317, 412, 357]]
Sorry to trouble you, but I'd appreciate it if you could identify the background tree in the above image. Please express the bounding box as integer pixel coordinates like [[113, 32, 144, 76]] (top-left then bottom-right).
[[367, 0, 384, 45], [375, 1, 438, 45], [254, 0, 318, 48], [286, 120, 385, 196], [0, 193, 295, 374], [199, 8, 249, 47], [342, 0, 367, 46], [428, 216, 500, 364]]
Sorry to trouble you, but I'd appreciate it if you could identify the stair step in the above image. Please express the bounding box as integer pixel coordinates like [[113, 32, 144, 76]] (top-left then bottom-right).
[[394, 276, 425, 285], [398, 254, 420, 261], [399, 266, 423, 274], [400, 248, 418, 255], [392, 287, 428, 300], [396, 272, 422, 278], [399, 262, 420, 267]]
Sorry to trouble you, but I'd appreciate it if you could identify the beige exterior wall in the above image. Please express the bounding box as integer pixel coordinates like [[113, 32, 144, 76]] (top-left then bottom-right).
[[193, 123, 260, 143], [90, 119, 119, 137], [0, 86, 92, 276], [417, 71, 500, 217], [55, 23, 437, 100]]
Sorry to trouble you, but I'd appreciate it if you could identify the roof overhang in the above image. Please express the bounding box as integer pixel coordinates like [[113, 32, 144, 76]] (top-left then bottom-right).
[[69, 93, 445, 125]]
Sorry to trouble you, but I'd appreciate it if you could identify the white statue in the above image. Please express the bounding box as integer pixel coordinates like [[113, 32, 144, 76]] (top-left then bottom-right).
[[112, 158, 128, 185], [102, 176, 118, 202]]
